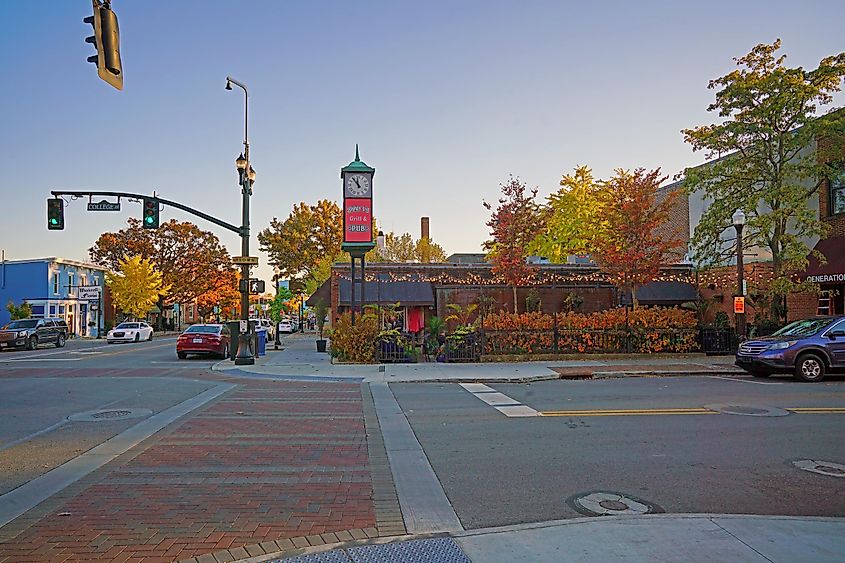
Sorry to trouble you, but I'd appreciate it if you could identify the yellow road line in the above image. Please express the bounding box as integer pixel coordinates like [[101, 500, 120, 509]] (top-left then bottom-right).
[[787, 407, 845, 414], [540, 408, 716, 417]]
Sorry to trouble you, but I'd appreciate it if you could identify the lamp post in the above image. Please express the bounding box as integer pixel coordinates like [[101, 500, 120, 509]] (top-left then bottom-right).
[[733, 209, 746, 340], [226, 76, 256, 365]]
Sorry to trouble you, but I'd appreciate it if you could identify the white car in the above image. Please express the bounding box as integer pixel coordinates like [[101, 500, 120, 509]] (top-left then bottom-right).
[[107, 322, 153, 343], [250, 318, 274, 340], [278, 320, 293, 334]]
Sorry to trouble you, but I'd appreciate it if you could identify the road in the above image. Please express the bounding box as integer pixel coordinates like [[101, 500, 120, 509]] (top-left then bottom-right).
[[392, 376, 845, 530], [0, 336, 220, 496]]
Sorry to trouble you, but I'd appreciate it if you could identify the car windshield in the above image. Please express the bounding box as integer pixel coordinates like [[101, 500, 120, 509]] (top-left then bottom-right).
[[772, 318, 834, 337], [116, 323, 139, 329], [184, 325, 221, 334], [4, 320, 38, 329]]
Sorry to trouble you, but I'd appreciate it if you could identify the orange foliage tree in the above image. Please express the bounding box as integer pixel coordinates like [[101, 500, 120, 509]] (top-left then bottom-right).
[[592, 169, 684, 308], [195, 268, 240, 320]]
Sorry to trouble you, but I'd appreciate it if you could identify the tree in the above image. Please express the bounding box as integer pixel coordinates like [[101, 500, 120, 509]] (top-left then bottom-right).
[[6, 300, 32, 321], [90, 219, 233, 325], [195, 268, 240, 320], [371, 231, 447, 263], [483, 176, 545, 313], [268, 286, 294, 324], [592, 168, 684, 308], [529, 166, 607, 261], [105, 255, 171, 320], [682, 40, 845, 320]]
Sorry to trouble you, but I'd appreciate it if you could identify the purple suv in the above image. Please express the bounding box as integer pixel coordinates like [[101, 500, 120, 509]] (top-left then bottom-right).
[[735, 316, 845, 382]]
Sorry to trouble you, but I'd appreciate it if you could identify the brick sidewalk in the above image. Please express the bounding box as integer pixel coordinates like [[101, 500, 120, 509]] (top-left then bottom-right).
[[0, 380, 403, 562]]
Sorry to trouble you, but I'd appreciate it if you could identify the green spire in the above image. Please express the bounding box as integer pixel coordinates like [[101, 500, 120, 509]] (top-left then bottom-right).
[[341, 145, 375, 175], [355, 143, 360, 161]]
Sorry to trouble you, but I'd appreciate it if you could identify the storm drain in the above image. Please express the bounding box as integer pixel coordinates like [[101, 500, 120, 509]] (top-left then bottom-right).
[[568, 491, 663, 517], [705, 404, 790, 417], [279, 537, 471, 563], [792, 459, 845, 478], [67, 408, 152, 422]]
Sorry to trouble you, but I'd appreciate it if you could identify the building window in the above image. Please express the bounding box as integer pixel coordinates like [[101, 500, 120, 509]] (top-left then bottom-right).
[[831, 169, 845, 216], [187, 304, 194, 319], [53, 273, 59, 295], [68, 272, 74, 295]]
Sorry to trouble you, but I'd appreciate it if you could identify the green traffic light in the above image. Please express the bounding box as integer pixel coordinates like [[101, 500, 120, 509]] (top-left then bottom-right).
[[50, 218, 58, 225], [145, 216, 153, 224]]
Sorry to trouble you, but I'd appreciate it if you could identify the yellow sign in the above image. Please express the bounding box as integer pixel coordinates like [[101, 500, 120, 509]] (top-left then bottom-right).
[[734, 296, 745, 314], [232, 256, 259, 265]]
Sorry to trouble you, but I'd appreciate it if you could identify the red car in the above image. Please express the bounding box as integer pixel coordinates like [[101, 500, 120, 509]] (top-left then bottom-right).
[[176, 324, 231, 359]]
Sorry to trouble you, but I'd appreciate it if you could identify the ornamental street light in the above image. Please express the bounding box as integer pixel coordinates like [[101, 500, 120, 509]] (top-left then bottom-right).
[[226, 76, 256, 365], [733, 209, 746, 340]]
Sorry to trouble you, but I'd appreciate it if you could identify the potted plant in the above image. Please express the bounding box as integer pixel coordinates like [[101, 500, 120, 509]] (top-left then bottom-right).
[[314, 299, 329, 352]]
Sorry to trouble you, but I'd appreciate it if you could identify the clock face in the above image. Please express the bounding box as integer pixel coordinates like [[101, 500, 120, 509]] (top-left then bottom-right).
[[345, 174, 371, 198]]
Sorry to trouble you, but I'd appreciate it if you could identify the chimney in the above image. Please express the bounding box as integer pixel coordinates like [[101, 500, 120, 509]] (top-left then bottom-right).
[[421, 217, 430, 241]]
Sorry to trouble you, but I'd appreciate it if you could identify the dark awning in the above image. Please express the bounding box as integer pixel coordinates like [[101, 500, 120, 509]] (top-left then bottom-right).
[[803, 236, 845, 284], [621, 281, 698, 306], [305, 279, 331, 307], [338, 279, 434, 306]]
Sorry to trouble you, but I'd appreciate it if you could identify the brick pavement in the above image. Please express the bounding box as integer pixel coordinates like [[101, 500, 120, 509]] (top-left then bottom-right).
[[0, 379, 404, 562]]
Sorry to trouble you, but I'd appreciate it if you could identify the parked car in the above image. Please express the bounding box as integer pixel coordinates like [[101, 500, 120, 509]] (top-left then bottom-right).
[[0, 318, 68, 350], [106, 321, 154, 343], [278, 319, 293, 334], [735, 316, 845, 382], [176, 324, 231, 359]]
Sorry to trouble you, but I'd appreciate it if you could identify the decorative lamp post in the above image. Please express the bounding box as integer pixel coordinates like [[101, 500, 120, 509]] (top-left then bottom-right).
[[226, 76, 256, 365], [733, 209, 746, 340]]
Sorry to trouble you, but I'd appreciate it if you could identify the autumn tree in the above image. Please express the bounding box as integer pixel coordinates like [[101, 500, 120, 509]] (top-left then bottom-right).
[[90, 219, 234, 327], [6, 300, 32, 321], [683, 39, 845, 321], [195, 268, 240, 320], [529, 166, 607, 261], [105, 255, 171, 320], [483, 176, 545, 313], [268, 286, 294, 323], [371, 232, 447, 263], [592, 168, 684, 308]]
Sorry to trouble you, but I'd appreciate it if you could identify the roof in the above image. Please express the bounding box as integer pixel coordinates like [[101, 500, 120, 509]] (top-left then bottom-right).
[[305, 280, 331, 307], [804, 236, 845, 281], [0, 257, 109, 271], [621, 281, 698, 306], [338, 279, 434, 306]]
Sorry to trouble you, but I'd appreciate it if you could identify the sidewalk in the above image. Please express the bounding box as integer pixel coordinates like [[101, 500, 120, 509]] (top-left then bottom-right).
[[214, 333, 744, 383], [254, 514, 845, 562]]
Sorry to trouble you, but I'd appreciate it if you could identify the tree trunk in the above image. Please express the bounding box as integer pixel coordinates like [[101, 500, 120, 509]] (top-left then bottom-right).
[[630, 283, 639, 310], [512, 286, 518, 314]]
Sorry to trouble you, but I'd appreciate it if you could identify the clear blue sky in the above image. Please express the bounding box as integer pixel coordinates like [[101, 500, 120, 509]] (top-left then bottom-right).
[[2, 0, 843, 284]]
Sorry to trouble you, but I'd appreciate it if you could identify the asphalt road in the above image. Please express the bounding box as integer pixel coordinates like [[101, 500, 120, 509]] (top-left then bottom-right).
[[0, 336, 220, 495], [392, 376, 845, 530]]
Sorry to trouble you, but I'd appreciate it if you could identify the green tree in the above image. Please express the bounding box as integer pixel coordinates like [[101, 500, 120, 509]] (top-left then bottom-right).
[[6, 300, 32, 321], [529, 166, 607, 261], [682, 40, 845, 320], [105, 255, 171, 319], [371, 231, 447, 263], [268, 286, 294, 324]]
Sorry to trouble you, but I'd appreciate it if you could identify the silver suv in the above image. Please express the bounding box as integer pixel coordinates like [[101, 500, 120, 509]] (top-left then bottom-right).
[[0, 318, 69, 350]]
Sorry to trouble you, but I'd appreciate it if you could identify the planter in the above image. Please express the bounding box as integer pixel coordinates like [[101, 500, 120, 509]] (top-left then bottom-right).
[[316, 339, 327, 353]]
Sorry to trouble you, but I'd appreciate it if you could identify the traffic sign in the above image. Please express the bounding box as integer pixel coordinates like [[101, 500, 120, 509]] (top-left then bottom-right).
[[734, 296, 745, 314], [233, 256, 259, 265], [239, 278, 265, 294], [87, 200, 121, 211]]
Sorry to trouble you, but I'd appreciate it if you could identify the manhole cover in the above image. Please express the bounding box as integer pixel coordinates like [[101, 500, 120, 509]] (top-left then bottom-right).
[[705, 404, 790, 417], [793, 459, 845, 478], [68, 408, 152, 422], [568, 491, 663, 517]]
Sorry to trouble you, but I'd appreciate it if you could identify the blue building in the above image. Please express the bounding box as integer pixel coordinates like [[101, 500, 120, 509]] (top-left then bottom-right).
[[0, 257, 108, 337]]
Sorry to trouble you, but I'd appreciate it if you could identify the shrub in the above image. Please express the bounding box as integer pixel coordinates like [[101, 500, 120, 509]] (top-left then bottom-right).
[[328, 312, 379, 363]]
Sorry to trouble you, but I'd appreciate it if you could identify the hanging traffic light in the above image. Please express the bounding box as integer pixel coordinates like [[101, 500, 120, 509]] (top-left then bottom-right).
[[142, 197, 159, 229], [84, 0, 123, 90], [47, 198, 65, 230]]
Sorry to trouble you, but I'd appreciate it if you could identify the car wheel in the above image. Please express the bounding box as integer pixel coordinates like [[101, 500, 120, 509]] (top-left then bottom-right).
[[27, 335, 37, 350], [147, 332, 153, 341], [219, 344, 229, 359], [134, 333, 140, 343], [177, 351, 187, 359], [55, 334, 66, 348], [794, 353, 826, 382]]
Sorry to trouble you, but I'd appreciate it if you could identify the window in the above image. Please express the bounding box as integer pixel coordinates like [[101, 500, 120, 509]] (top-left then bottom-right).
[[68, 272, 74, 295], [830, 169, 845, 216], [53, 273, 59, 295]]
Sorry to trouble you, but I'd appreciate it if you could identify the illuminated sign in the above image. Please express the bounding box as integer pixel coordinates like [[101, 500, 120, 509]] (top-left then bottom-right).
[[344, 198, 372, 243]]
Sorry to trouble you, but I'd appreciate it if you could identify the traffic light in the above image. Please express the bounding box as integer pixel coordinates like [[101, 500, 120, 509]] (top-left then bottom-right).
[[47, 198, 64, 230], [142, 197, 159, 229], [84, 0, 123, 90]]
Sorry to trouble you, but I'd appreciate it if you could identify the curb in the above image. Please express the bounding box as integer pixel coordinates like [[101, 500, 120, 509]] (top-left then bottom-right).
[[590, 370, 746, 379]]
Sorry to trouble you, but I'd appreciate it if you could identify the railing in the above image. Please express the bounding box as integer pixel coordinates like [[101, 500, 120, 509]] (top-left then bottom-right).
[[482, 328, 702, 355], [699, 328, 738, 355], [444, 331, 482, 362], [375, 333, 418, 363]]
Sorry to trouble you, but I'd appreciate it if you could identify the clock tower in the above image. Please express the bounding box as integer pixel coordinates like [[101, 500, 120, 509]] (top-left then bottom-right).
[[340, 145, 375, 324]]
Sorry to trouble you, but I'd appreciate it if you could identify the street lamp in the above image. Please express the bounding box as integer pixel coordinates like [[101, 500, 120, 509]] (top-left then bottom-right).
[[226, 76, 256, 365], [733, 209, 746, 340]]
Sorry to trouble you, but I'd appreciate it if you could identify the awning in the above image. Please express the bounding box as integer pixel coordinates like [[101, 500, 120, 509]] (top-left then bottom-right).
[[338, 279, 434, 306], [803, 236, 845, 284], [305, 279, 331, 307], [621, 281, 698, 306]]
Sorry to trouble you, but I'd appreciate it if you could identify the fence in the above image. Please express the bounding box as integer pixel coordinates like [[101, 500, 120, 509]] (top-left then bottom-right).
[[482, 327, 703, 355]]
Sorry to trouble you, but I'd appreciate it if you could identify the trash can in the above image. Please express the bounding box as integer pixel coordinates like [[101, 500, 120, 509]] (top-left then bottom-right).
[[256, 328, 267, 356]]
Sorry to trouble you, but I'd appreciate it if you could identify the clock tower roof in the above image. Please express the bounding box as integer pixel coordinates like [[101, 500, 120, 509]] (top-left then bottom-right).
[[341, 144, 375, 175]]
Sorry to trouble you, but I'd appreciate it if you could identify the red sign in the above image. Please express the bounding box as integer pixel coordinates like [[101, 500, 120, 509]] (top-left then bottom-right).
[[344, 198, 372, 243], [734, 296, 745, 314]]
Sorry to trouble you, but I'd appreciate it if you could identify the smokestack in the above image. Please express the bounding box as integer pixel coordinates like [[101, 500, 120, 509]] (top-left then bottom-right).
[[421, 217, 430, 241]]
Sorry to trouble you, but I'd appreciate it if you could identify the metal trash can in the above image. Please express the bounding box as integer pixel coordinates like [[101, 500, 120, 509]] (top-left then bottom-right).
[[256, 328, 267, 356]]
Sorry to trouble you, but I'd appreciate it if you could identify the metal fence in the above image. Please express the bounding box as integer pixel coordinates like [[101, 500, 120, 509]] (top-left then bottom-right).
[[482, 327, 704, 355]]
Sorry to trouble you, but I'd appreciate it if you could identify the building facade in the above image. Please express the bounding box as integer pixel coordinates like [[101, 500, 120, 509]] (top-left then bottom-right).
[[0, 258, 110, 336]]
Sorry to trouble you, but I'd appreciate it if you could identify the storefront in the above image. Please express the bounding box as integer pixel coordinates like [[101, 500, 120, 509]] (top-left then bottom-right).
[[803, 236, 845, 315]]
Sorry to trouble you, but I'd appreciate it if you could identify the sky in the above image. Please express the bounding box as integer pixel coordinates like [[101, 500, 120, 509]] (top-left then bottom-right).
[[2, 0, 844, 285]]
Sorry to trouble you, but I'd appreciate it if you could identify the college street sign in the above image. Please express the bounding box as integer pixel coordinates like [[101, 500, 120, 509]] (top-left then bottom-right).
[[87, 200, 121, 211]]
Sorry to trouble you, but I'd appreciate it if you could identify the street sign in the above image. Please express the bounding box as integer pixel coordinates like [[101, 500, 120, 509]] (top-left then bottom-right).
[[89, 303, 99, 311], [232, 256, 259, 265], [239, 320, 248, 333], [87, 200, 121, 211], [734, 296, 745, 314], [78, 286, 102, 300]]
